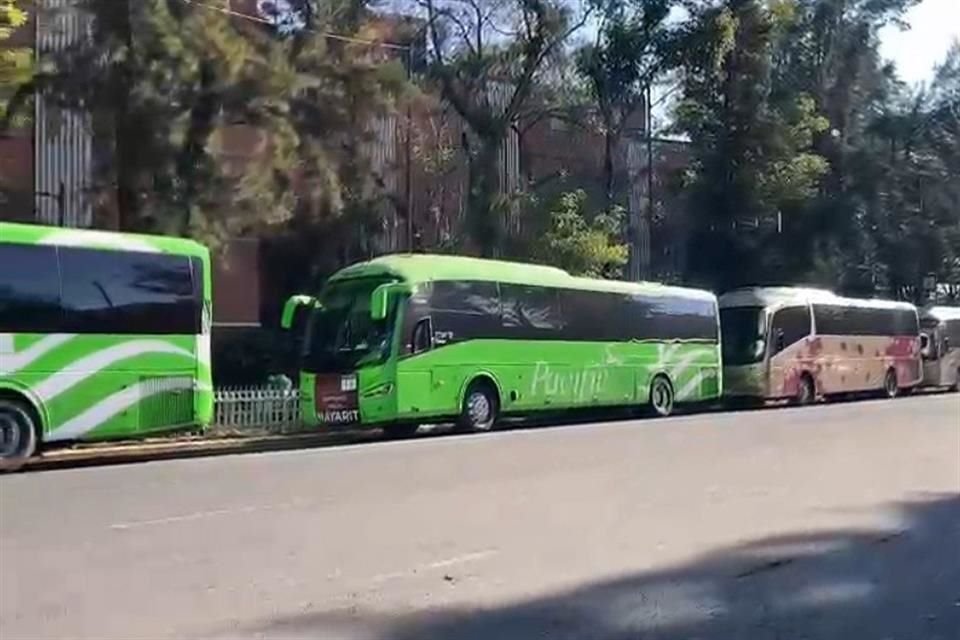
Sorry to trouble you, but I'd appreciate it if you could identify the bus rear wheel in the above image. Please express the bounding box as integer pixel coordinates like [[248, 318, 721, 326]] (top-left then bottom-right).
[[649, 375, 674, 418], [883, 368, 899, 399], [458, 381, 499, 433], [0, 399, 38, 473]]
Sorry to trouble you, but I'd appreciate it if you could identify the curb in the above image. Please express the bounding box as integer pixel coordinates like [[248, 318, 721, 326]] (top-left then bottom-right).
[[25, 430, 379, 472]]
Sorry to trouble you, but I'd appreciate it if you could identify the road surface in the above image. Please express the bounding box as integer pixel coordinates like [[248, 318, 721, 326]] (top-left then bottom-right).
[[2, 395, 959, 639]]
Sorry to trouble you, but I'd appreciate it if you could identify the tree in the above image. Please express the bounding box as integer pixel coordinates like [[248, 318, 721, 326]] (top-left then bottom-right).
[[8, 0, 405, 251], [575, 0, 676, 207], [415, 0, 591, 256], [843, 43, 960, 301], [672, 0, 830, 290], [531, 189, 628, 277]]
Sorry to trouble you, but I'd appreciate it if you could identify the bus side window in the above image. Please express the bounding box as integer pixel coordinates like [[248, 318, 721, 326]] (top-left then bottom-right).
[[412, 318, 433, 354], [770, 306, 811, 354]]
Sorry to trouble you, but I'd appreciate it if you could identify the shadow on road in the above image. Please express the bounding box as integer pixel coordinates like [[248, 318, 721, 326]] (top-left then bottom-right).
[[244, 493, 960, 640]]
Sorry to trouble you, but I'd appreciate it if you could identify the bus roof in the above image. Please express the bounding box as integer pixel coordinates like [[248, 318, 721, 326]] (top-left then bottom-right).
[[329, 253, 716, 302], [921, 306, 960, 322], [0, 221, 208, 258], [718, 286, 916, 312]]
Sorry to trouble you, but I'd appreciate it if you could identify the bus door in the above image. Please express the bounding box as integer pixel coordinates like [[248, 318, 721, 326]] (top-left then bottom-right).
[[920, 327, 942, 386]]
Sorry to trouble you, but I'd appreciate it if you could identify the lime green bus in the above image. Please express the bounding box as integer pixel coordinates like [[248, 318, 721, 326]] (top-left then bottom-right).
[[0, 222, 213, 469], [282, 255, 721, 436]]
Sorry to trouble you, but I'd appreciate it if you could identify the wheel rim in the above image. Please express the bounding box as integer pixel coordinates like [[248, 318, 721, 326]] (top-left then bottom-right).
[[799, 379, 813, 404], [652, 379, 673, 416], [0, 411, 24, 459], [467, 391, 492, 428]]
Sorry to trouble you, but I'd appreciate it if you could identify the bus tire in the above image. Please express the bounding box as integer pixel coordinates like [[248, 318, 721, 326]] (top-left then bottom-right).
[[953, 369, 960, 392], [796, 374, 816, 406], [0, 398, 39, 473], [648, 375, 674, 418], [883, 368, 899, 399], [458, 380, 499, 433]]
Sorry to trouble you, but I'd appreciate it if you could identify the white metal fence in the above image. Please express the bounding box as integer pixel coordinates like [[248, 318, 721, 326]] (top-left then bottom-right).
[[213, 387, 302, 434]]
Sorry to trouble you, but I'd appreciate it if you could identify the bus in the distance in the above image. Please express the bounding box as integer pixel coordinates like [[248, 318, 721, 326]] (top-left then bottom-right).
[[919, 306, 960, 391], [281, 254, 721, 437], [0, 222, 212, 470], [719, 287, 921, 405]]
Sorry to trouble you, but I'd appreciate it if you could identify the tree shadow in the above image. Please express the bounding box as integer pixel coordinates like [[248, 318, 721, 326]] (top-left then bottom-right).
[[242, 493, 960, 639]]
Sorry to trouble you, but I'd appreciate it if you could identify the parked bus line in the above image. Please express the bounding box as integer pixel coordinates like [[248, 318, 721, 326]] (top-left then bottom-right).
[[2, 223, 956, 469]]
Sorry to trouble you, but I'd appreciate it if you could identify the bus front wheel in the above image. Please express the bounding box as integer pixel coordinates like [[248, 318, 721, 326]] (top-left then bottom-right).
[[0, 399, 38, 473], [458, 381, 499, 433], [649, 375, 674, 418], [883, 369, 900, 399]]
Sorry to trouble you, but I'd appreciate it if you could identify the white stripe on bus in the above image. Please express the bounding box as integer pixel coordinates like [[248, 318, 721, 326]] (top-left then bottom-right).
[[46, 377, 194, 441], [0, 334, 76, 375], [32, 340, 194, 402]]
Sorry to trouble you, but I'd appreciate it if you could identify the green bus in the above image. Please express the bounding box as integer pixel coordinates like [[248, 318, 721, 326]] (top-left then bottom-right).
[[282, 255, 721, 436], [0, 222, 213, 470]]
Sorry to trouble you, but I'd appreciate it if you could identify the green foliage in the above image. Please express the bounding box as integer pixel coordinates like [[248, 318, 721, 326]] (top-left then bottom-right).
[[0, 0, 26, 41], [532, 189, 628, 277], [671, 0, 836, 289], [2, 0, 954, 303], [0, 0, 30, 124], [9, 0, 404, 253]]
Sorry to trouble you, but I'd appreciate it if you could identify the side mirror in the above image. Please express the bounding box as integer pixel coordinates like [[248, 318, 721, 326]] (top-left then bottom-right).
[[370, 285, 391, 321], [775, 328, 786, 352], [370, 283, 409, 321], [281, 295, 319, 330]]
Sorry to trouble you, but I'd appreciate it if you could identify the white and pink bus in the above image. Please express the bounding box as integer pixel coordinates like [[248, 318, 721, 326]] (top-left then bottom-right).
[[719, 287, 921, 405]]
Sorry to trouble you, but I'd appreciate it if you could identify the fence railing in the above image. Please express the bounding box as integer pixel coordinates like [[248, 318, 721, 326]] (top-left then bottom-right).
[[212, 387, 302, 434]]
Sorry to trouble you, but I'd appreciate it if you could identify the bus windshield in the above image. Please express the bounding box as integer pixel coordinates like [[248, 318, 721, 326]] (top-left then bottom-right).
[[721, 306, 767, 365], [303, 279, 399, 372]]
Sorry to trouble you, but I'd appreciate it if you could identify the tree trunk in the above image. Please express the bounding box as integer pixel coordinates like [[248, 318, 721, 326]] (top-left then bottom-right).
[[604, 129, 616, 208], [176, 61, 218, 233], [111, 0, 139, 232], [467, 136, 503, 257]]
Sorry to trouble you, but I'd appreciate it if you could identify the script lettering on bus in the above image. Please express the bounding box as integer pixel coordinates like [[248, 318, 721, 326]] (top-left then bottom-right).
[[531, 362, 610, 401]]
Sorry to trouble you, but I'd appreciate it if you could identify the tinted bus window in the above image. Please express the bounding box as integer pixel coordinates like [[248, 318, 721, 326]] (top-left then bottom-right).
[[560, 290, 622, 341], [631, 295, 717, 341], [892, 309, 918, 336], [815, 304, 917, 336], [60, 247, 198, 334], [430, 281, 500, 316], [429, 281, 501, 341], [0, 243, 62, 333], [770, 306, 811, 353], [501, 285, 564, 333]]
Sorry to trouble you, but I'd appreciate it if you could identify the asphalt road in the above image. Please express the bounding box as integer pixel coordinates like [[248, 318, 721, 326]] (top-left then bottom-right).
[[1, 395, 959, 640]]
